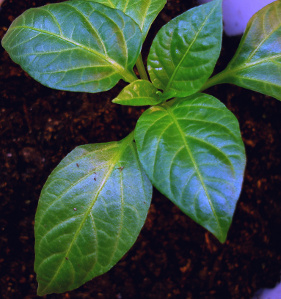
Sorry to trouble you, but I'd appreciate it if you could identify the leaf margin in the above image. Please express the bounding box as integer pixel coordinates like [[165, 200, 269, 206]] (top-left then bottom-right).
[[34, 132, 152, 295]]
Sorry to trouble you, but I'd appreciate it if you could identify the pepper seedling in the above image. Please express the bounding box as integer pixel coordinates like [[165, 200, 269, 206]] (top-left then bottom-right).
[[2, 0, 281, 295]]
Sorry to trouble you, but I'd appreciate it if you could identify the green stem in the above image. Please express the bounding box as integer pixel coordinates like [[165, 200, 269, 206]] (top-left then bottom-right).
[[124, 70, 139, 83], [200, 69, 230, 92], [136, 54, 149, 81]]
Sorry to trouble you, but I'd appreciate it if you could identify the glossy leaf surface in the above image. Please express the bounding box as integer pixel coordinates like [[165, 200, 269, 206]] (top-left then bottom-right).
[[92, 0, 166, 41], [2, 0, 141, 93], [211, 0, 281, 100], [112, 80, 162, 106], [135, 94, 246, 242], [34, 134, 152, 295], [147, 0, 222, 100]]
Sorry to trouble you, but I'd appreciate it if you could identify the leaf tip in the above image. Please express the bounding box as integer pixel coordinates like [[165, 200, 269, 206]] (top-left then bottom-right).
[[112, 97, 119, 104], [216, 233, 227, 244]]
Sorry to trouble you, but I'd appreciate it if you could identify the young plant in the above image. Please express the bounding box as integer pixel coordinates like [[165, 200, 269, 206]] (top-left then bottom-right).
[[2, 0, 281, 295]]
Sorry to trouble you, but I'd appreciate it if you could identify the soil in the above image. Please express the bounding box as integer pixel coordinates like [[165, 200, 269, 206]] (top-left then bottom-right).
[[1, 0, 281, 298]]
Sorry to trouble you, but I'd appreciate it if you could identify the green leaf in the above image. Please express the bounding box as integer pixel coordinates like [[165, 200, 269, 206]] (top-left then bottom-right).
[[147, 0, 222, 100], [92, 0, 167, 41], [112, 79, 162, 106], [1, 0, 141, 93], [34, 133, 152, 295], [206, 0, 281, 100], [135, 93, 246, 243]]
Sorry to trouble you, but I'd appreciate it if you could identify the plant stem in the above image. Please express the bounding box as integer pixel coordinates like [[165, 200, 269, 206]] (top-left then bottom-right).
[[136, 54, 149, 81], [200, 69, 230, 91], [123, 70, 139, 83]]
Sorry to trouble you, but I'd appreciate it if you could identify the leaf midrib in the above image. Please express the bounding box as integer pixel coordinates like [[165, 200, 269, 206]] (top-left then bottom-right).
[[216, 52, 281, 87], [36, 145, 119, 231], [163, 103, 223, 238], [139, 0, 151, 30], [39, 134, 134, 294], [165, 2, 219, 91], [60, 3, 108, 55], [9, 25, 135, 82], [224, 1, 281, 80], [231, 0, 280, 68], [106, 160, 125, 265], [207, 51, 281, 89]]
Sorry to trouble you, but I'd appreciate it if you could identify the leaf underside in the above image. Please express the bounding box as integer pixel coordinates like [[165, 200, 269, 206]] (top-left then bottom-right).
[[1, 0, 142, 93], [135, 93, 246, 242], [147, 0, 222, 100], [220, 0, 281, 101], [34, 134, 152, 295]]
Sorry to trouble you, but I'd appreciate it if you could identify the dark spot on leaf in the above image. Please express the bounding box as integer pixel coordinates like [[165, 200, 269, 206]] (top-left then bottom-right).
[[76, 163, 79, 167], [65, 257, 69, 260], [94, 178, 96, 181], [117, 166, 124, 171]]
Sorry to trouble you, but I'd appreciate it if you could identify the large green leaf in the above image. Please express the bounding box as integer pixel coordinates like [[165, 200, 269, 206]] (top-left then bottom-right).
[[204, 0, 281, 100], [1, 0, 141, 93], [147, 0, 222, 100], [34, 133, 152, 295], [112, 79, 162, 106], [92, 0, 167, 41], [135, 94, 246, 243]]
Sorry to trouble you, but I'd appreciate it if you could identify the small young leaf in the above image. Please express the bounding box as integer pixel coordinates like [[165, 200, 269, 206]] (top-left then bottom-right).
[[135, 93, 246, 243], [147, 0, 222, 100], [92, 0, 167, 41], [112, 80, 162, 106], [209, 0, 281, 100], [34, 133, 152, 295], [2, 0, 141, 93]]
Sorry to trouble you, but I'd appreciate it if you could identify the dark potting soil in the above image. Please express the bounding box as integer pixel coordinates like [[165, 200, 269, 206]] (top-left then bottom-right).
[[1, 0, 281, 298]]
